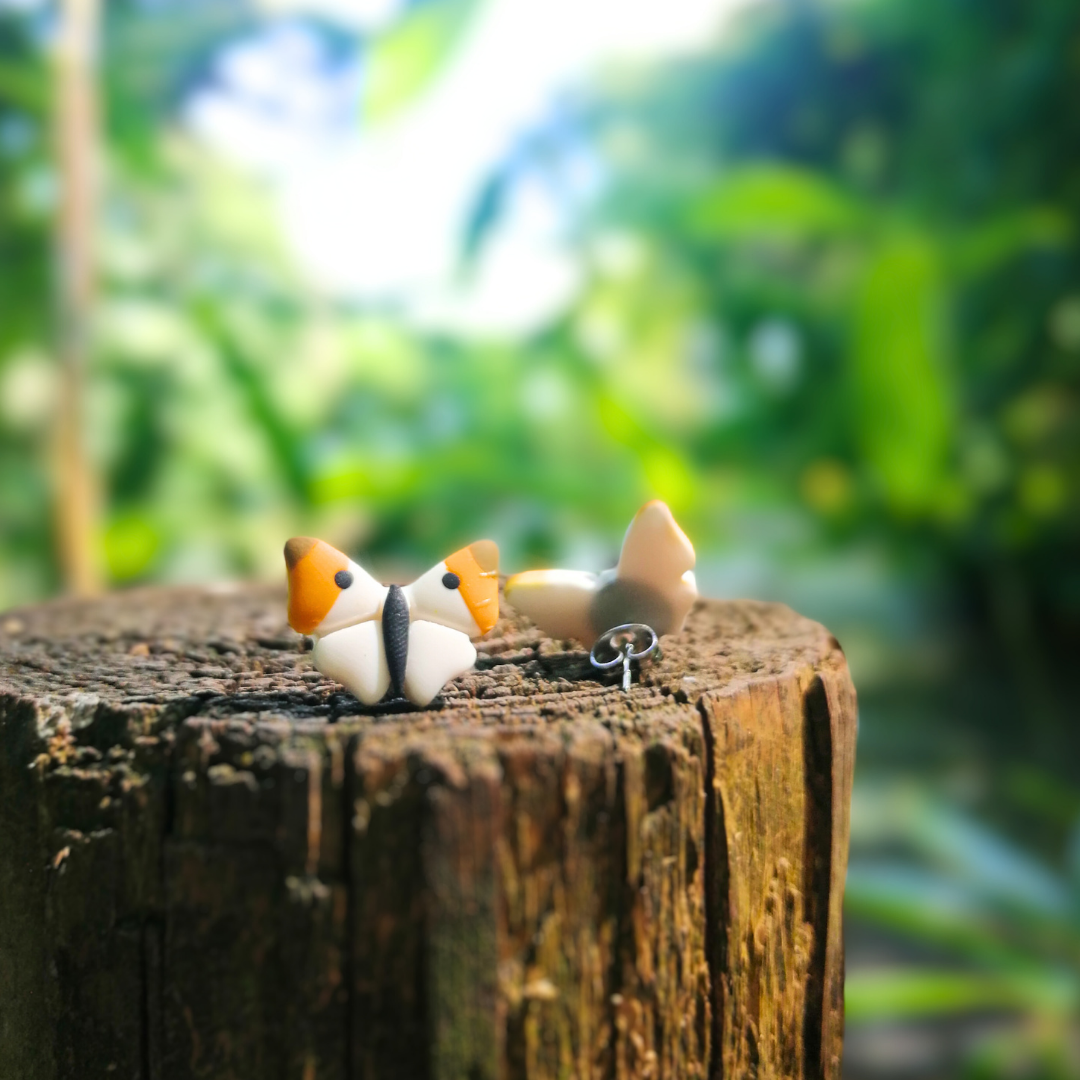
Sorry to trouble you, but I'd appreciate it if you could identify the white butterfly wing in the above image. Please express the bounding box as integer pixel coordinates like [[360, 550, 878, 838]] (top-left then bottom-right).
[[404, 560, 477, 636], [312, 622, 391, 706], [402, 620, 477, 707], [503, 569, 598, 644], [616, 501, 696, 587], [662, 570, 698, 636], [318, 559, 387, 635]]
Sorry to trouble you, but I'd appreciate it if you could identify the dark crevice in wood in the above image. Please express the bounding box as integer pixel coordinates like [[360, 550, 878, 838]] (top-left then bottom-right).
[[609, 752, 631, 1080], [176, 690, 438, 723], [411, 775, 433, 1080], [140, 921, 150, 1080], [186, 689, 429, 722], [504, 1007, 527, 1080], [162, 746, 176, 842], [351, 761, 431, 1078], [499, 756, 526, 1080], [195, 692, 334, 719], [139, 918, 164, 1080], [698, 696, 728, 1080], [157, 696, 207, 732], [332, 694, 428, 720], [0, 697, 51, 1079], [643, 742, 675, 812], [472, 652, 594, 682], [417, 772, 437, 1080], [343, 733, 358, 1080], [801, 676, 833, 1080], [146, 919, 164, 1080]]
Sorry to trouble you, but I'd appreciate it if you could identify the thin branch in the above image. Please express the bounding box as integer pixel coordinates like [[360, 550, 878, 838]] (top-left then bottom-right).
[[54, 0, 101, 595]]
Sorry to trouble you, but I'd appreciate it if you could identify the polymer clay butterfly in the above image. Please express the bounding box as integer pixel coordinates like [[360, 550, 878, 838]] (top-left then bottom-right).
[[284, 537, 499, 707], [504, 500, 697, 645]]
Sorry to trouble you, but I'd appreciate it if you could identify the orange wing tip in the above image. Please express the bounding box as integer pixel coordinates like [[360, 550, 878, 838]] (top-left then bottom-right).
[[284, 536, 317, 570], [445, 540, 500, 636], [284, 536, 350, 635], [467, 539, 499, 573]]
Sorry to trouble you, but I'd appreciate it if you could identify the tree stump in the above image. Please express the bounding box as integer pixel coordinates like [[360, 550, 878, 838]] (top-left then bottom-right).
[[0, 584, 856, 1080]]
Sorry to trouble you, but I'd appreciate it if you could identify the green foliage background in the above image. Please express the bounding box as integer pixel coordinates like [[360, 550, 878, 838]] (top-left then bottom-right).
[[0, 0, 1077, 1074]]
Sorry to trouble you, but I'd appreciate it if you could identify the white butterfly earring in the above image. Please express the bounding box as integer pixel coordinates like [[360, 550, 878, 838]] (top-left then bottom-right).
[[504, 500, 697, 651], [284, 537, 499, 707]]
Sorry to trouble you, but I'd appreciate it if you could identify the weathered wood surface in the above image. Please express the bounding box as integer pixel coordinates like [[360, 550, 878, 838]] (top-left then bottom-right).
[[0, 584, 856, 1080]]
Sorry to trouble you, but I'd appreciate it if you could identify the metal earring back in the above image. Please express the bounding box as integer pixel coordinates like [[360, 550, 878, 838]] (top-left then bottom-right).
[[589, 623, 659, 691]]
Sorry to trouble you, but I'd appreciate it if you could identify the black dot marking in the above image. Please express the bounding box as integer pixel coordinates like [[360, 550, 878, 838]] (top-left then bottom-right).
[[334, 570, 353, 589], [442, 572, 461, 590]]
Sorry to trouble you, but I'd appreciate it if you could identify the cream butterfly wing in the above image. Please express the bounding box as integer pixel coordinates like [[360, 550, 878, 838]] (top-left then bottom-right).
[[607, 500, 697, 637], [296, 552, 391, 706], [502, 568, 598, 644], [504, 501, 697, 644], [311, 621, 390, 706]]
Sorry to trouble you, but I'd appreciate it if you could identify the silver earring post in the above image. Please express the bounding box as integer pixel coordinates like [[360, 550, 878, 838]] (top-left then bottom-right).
[[589, 623, 659, 691]]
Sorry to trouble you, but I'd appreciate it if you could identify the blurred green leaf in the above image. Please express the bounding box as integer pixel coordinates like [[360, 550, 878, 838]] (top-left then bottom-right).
[[104, 512, 160, 580], [952, 207, 1072, 278], [104, 0, 263, 165], [0, 60, 45, 110], [846, 969, 1078, 1022], [845, 865, 1069, 970], [853, 783, 1074, 918], [192, 304, 312, 504], [460, 161, 512, 268], [362, 0, 480, 124], [1006, 767, 1080, 829], [908, 808, 1072, 920], [850, 234, 954, 515], [687, 165, 868, 240]]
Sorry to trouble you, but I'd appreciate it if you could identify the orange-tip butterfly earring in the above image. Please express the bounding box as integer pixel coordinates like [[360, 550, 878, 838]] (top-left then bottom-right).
[[505, 500, 697, 689], [284, 537, 498, 707]]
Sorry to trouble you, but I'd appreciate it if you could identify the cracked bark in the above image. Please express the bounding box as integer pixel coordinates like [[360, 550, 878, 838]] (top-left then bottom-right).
[[0, 585, 856, 1080]]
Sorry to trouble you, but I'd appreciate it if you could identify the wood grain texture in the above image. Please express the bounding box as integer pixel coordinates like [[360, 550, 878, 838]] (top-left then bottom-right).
[[0, 584, 856, 1080]]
